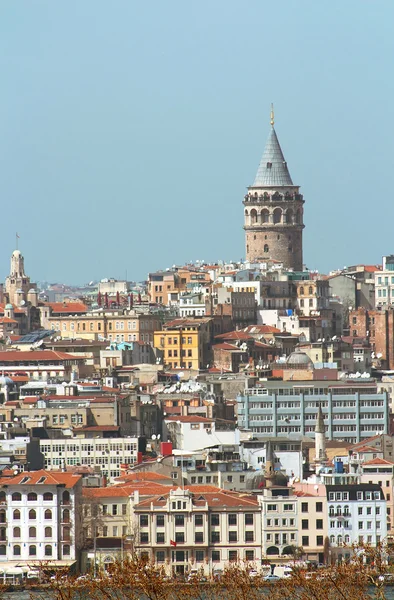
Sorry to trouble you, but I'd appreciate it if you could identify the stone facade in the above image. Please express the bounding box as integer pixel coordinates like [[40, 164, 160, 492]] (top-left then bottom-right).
[[243, 118, 305, 270]]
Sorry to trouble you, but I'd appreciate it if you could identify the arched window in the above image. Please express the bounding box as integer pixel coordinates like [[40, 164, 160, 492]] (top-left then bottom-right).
[[266, 546, 280, 556], [13, 545, 21, 556], [250, 209, 258, 224], [29, 526, 36, 538], [264, 244, 269, 253], [62, 491, 70, 504], [0, 545, 6, 556], [295, 209, 301, 224], [29, 509, 36, 520], [344, 535, 350, 544], [330, 535, 335, 544], [12, 492, 21, 502], [286, 209, 293, 224], [336, 506, 342, 516], [0, 528, 5, 542], [300, 286, 304, 295], [13, 509, 20, 520], [45, 545, 52, 557], [337, 535, 343, 546], [45, 527, 52, 538], [13, 527, 21, 538], [43, 492, 53, 502], [0, 491, 5, 503], [343, 505, 350, 516], [308, 286, 313, 295], [45, 509, 52, 520], [29, 545, 37, 556], [62, 509, 70, 523], [261, 209, 269, 223], [63, 527, 71, 541], [27, 492, 37, 502], [273, 208, 282, 224], [63, 545, 71, 556]]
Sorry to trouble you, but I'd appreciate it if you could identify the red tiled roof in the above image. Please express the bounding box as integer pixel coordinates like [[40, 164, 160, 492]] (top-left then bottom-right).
[[0, 317, 18, 324], [46, 302, 88, 314], [0, 350, 78, 362], [0, 469, 81, 488], [115, 472, 173, 484], [213, 343, 239, 351], [215, 331, 251, 341], [165, 416, 213, 423], [134, 488, 259, 509], [362, 458, 394, 466], [10, 375, 29, 382], [244, 325, 281, 334]]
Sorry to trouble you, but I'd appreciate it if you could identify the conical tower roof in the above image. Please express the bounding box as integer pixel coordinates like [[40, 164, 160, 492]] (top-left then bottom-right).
[[315, 404, 325, 434], [252, 108, 293, 187]]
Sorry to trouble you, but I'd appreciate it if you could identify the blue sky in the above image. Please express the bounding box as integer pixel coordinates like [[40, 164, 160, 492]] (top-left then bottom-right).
[[1, 1, 393, 283]]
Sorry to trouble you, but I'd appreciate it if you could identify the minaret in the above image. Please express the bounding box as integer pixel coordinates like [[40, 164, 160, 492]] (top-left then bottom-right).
[[243, 105, 305, 270], [314, 404, 327, 467], [264, 440, 275, 488]]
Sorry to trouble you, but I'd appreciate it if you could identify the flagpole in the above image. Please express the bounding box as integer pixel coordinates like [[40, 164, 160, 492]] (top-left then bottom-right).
[[16, 233, 19, 250]]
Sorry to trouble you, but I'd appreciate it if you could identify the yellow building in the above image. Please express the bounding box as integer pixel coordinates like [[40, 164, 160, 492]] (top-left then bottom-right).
[[154, 318, 212, 371], [48, 310, 161, 343]]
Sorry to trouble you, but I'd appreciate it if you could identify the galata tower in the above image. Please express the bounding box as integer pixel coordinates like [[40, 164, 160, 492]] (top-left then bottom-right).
[[243, 106, 304, 270]]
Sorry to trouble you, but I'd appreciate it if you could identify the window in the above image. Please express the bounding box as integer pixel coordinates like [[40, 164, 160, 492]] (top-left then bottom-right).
[[112, 505, 118, 516], [29, 509, 36, 520], [245, 550, 254, 561], [229, 531, 237, 543], [43, 492, 53, 501], [122, 504, 127, 516], [13, 509, 20, 520], [13, 527, 21, 538], [229, 550, 238, 562], [245, 514, 254, 526], [358, 521, 363, 530], [12, 492, 21, 502], [63, 545, 70, 556], [45, 509, 52, 520], [302, 520, 309, 530], [245, 531, 254, 542], [195, 514, 203, 527], [45, 545, 52, 557], [156, 515, 165, 527], [175, 532, 184, 544], [175, 514, 184, 527], [301, 502, 308, 513], [13, 545, 21, 556], [317, 535, 324, 546], [211, 531, 220, 543], [29, 527, 36, 538], [140, 533, 149, 544], [156, 551, 165, 563], [156, 533, 165, 544], [316, 502, 323, 512], [196, 550, 205, 562], [228, 514, 237, 526], [45, 527, 52, 538], [358, 507, 363, 516], [29, 545, 37, 556], [140, 515, 149, 527], [316, 519, 323, 529], [302, 536, 309, 547], [211, 514, 219, 526], [212, 551, 220, 562], [195, 532, 204, 543]]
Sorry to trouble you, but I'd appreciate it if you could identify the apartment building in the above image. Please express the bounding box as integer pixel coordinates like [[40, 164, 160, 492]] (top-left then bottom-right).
[[48, 309, 161, 344], [237, 380, 389, 443], [260, 485, 299, 559], [39, 437, 138, 480], [0, 469, 82, 566], [375, 255, 394, 307], [326, 484, 387, 562], [154, 318, 212, 371], [360, 458, 394, 534], [0, 350, 83, 380], [295, 491, 327, 564], [133, 487, 262, 575]]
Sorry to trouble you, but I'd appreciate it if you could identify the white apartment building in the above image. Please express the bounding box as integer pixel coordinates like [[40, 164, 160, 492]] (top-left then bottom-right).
[[40, 437, 138, 480], [326, 484, 387, 562], [163, 416, 237, 452], [179, 293, 206, 317], [375, 256, 394, 307], [133, 487, 262, 575], [0, 469, 82, 567], [259, 485, 299, 559]]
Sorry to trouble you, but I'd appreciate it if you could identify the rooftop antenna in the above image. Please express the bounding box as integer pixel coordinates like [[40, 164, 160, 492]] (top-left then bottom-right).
[[270, 103, 275, 128]]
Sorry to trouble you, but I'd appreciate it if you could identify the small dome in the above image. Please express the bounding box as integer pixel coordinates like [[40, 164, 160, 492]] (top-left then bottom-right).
[[5, 304, 13, 310], [12, 250, 22, 257], [16, 289, 24, 294], [286, 351, 314, 368], [0, 376, 13, 386], [28, 289, 37, 294]]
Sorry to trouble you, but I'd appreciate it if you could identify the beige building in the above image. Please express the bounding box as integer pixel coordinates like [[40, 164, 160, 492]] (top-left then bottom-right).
[[48, 309, 161, 343], [295, 490, 328, 563]]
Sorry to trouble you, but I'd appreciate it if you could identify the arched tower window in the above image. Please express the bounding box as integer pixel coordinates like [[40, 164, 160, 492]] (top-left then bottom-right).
[[273, 208, 282, 224], [261, 209, 269, 224], [308, 286, 313, 295], [286, 209, 293, 224], [295, 209, 301, 224], [250, 209, 257, 224], [264, 244, 269, 253]]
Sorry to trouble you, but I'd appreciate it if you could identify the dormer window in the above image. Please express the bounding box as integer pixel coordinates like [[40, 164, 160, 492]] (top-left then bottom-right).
[[266, 162, 272, 169]]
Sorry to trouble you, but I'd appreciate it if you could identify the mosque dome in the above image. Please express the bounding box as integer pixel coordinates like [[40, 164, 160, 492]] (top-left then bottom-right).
[[12, 250, 22, 257], [0, 376, 13, 387], [28, 289, 37, 294], [286, 351, 314, 368]]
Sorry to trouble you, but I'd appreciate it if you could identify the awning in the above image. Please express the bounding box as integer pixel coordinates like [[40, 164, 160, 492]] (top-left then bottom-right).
[[5, 567, 23, 576]]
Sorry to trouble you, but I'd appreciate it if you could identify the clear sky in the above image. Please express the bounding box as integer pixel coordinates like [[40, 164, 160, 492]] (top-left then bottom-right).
[[1, 1, 393, 284]]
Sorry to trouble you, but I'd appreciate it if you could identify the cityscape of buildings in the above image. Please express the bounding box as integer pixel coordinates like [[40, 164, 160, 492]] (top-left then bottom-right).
[[1, 109, 394, 581]]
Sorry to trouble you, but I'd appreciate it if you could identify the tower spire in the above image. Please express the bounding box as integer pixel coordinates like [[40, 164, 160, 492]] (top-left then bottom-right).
[[270, 103, 274, 128]]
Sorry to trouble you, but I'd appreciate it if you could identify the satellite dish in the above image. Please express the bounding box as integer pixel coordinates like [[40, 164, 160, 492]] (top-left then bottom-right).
[[20, 300, 26, 306], [152, 434, 157, 440]]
